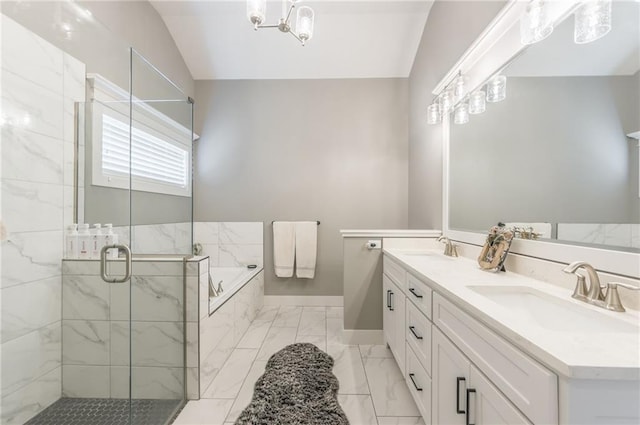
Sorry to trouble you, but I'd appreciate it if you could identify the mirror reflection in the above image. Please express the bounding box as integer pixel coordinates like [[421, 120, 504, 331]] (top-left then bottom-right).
[[449, 1, 639, 252]]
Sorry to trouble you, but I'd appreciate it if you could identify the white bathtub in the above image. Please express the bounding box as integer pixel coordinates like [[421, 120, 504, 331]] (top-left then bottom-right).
[[208, 266, 263, 313]]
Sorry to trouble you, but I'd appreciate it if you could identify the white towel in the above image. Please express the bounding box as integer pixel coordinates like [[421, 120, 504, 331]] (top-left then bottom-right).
[[295, 221, 318, 279], [273, 221, 295, 278]]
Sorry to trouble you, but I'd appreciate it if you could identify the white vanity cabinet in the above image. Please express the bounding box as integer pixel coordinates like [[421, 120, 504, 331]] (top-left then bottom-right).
[[383, 253, 559, 425]]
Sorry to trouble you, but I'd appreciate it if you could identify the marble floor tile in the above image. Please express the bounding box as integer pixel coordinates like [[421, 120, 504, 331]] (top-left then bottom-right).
[[236, 320, 272, 349], [225, 361, 267, 422], [255, 326, 297, 361], [327, 317, 344, 347], [172, 399, 234, 425], [254, 305, 279, 321], [271, 306, 302, 328], [337, 394, 378, 425], [295, 334, 327, 352], [377, 417, 425, 425], [297, 309, 326, 336], [328, 345, 370, 395], [359, 344, 393, 359], [326, 306, 344, 318], [202, 349, 258, 399], [364, 357, 420, 416]]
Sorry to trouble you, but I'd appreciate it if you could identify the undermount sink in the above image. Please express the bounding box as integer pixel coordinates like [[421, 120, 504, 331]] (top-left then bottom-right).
[[468, 285, 639, 334]]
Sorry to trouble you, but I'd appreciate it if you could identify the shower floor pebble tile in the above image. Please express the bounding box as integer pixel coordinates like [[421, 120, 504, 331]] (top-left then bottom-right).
[[173, 305, 421, 425]]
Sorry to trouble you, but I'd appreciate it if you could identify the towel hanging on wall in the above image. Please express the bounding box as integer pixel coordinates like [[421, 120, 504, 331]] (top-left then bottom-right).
[[295, 221, 318, 279], [273, 222, 295, 278]]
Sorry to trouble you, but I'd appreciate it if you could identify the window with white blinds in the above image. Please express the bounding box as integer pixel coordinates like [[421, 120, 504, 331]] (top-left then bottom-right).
[[98, 113, 190, 196]]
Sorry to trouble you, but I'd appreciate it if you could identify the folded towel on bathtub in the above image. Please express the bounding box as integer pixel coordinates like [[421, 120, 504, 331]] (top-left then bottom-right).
[[273, 221, 295, 278], [295, 221, 317, 279]]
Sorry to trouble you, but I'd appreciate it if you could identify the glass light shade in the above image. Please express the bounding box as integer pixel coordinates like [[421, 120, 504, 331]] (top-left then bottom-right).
[[469, 90, 486, 114], [439, 89, 454, 114], [454, 102, 470, 125], [427, 104, 441, 125], [247, 0, 266, 25], [296, 6, 315, 41], [574, 0, 612, 44], [486, 75, 507, 103], [454, 75, 467, 102], [520, 0, 553, 45]]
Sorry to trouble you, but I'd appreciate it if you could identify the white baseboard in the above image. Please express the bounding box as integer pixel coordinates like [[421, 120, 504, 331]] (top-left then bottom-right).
[[342, 329, 384, 345], [264, 295, 343, 307]]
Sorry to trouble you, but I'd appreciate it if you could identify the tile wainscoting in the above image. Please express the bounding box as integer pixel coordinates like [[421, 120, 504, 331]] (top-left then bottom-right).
[[60, 257, 207, 401], [194, 222, 264, 268]]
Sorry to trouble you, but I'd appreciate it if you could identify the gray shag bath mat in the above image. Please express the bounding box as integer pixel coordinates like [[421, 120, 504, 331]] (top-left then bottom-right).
[[235, 343, 349, 425]]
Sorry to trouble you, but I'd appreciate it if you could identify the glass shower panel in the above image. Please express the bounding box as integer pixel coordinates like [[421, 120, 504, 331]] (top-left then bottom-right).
[[128, 48, 193, 425]]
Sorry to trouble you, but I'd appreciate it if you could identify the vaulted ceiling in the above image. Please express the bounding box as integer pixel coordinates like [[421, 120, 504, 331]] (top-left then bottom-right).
[[151, 0, 434, 80]]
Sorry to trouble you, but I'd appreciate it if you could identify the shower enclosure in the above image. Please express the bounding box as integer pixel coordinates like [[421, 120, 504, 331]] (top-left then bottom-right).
[[1, 2, 193, 424]]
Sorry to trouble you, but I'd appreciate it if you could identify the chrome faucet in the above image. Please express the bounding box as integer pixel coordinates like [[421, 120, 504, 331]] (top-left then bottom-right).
[[437, 236, 458, 257], [563, 261, 604, 302]]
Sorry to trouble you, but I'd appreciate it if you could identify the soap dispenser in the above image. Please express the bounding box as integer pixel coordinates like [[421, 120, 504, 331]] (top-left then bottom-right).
[[103, 224, 119, 260], [90, 224, 103, 259], [78, 224, 91, 259], [65, 224, 79, 259]]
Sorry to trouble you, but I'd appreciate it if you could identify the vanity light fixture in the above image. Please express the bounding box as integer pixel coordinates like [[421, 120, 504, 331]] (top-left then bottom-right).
[[486, 75, 507, 103], [247, 0, 315, 46], [520, 0, 554, 45], [574, 0, 612, 44], [439, 89, 455, 114], [469, 90, 487, 114], [454, 101, 470, 125], [453, 74, 467, 102], [427, 103, 442, 125]]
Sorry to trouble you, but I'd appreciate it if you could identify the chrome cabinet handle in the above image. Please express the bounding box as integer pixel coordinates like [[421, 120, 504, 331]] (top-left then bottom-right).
[[389, 291, 394, 311], [100, 244, 131, 283], [409, 287, 423, 299], [409, 373, 423, 391], [409, 326, 423, 340], [386, 290, 391, 309]]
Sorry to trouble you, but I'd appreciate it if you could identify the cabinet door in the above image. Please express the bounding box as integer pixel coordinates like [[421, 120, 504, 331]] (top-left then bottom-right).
[[432, 328, 470, 425], [468, 365, 532, 425], [383, 275, 395, 349]]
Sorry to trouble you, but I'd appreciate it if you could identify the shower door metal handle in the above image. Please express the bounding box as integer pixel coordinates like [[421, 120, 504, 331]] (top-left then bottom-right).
[[100, 244, 132, 283]]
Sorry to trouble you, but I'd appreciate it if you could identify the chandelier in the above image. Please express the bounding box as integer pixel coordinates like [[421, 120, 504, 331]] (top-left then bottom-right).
[[246, 0, 315, 46]]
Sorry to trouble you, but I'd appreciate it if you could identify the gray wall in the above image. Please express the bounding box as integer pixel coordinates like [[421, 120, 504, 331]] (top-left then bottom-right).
[[408, 0, 506, 229], [449, 74, 640, 231], [343, 238, 383, 330], [194, 79, 409, 296]]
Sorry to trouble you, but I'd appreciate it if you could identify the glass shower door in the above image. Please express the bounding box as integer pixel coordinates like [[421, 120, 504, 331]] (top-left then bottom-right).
[[128, 48, 193, 425]]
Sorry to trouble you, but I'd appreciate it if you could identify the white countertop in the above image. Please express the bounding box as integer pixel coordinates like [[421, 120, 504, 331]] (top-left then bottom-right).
[[384, 248, 640, 380]]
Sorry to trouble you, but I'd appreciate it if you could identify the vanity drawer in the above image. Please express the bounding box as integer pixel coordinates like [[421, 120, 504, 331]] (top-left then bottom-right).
[[405, 300, 432, 375], [406, 273, 432, 319], [433, 293, 558, 425], [405, 342, 432, 423], [383, 255, 406, 289]]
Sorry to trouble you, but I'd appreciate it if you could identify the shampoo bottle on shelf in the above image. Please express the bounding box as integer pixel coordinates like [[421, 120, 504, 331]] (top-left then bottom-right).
[[103, 223, 119, 260], [65, 224, 78, 259], [78, 224, 91, 259], [90, 224, 103, 259]]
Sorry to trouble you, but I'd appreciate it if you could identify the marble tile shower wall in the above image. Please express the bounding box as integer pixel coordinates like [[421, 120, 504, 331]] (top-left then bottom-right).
[[0, 15, 86, 425], [61, 257, 204, 401], [194, 222, 264, 267], [111, 222, 192, 255]]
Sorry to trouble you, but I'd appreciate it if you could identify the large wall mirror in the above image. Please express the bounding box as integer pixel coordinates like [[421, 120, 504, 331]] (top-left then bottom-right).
[[448, 1, 639, 255]]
